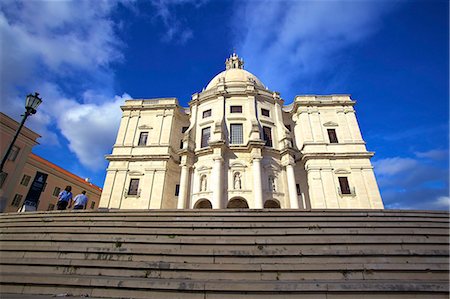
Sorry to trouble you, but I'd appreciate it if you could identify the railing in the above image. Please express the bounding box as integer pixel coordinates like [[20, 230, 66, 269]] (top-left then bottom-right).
[[338, 186, 356, 196], [124, 188, 141, 198]]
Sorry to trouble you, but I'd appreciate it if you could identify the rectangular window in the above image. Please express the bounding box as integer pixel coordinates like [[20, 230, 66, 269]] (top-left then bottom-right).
[[20, 174, 31, 186], [202, 109, 212, 118], [201, 127, 211, 148], [90, 201, 95, 209], [296, 183, 301, 196], [230, 124, 244, 144], [138, 132, 148, 146], [8, 145, 20, 161], [128, 179, 139, 195], [47, 204, 55, 211], [179, 140, 184, 149], [182, 126, 189, 133], [11, 194, 23, 207], [42, 182, 47, 192], [263, 126, 273, 147], [230, 106, 242, 113], [327, 129, 338, 144], [53, 187, 61, 197], [338, 177, 351, 194], [175, 184, 180, 196], [0, 172, 7, 189], [261, 108, 270, 117]]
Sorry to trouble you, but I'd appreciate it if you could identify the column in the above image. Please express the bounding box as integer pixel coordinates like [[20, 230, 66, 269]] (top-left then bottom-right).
[[177, 165, 189, 209], [252, 158, 263, 209], [285, 164, 299, 209], [212, 157, 223, 209], [345, 110, 363, 141]]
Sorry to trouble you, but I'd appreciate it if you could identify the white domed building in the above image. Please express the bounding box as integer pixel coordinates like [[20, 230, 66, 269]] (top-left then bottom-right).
[[99, 54, 384, 210]]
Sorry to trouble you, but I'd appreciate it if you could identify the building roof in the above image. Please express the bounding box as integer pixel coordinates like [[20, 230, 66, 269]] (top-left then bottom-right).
[[29, 153, 102, 193]]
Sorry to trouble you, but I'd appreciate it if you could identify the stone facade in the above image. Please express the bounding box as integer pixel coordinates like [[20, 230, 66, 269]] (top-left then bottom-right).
[[100, 54, 384, 210]]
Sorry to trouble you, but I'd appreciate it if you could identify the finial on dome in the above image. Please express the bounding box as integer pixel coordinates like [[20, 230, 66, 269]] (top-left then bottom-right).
[[225, 52, 244, 70]]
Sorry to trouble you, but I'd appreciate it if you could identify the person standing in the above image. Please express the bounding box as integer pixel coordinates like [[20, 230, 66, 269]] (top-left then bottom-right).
[[56, 186, 72, 210], [71, 191, 88, 210]]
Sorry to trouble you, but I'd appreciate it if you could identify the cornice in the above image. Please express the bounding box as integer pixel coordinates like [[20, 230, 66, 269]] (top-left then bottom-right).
[[301, 152, 375, 161]]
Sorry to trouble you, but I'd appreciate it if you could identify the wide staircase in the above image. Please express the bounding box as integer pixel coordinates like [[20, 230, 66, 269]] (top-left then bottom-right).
[[0, 209, 448, 298]]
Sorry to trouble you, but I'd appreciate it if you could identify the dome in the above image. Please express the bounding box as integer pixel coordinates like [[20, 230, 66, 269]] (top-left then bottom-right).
[[204, 53, 266, 91]]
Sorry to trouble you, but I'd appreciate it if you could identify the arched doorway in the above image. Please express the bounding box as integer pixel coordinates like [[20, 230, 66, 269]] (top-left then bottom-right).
[[227, 197, 249, 209], [264, 199, 281, 208], [194, 199, 212, 209]]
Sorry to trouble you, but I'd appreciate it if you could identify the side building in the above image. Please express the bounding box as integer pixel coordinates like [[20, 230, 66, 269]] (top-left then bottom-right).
[[100, 54, 384, 210], [0, 112, 102, 212]]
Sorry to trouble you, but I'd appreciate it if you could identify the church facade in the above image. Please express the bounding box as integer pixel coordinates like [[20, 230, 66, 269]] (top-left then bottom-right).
[[99, 54, 384, 210]]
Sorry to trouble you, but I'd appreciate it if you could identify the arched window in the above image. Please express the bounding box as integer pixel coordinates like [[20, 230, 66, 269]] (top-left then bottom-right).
[[264, 199, 281, 208], [194, 199, 212, 209], [227, 197, 249, 209]]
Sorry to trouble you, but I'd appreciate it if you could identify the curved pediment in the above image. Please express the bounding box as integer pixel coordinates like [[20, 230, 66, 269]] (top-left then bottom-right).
[[334, 168, 350, 174], [138, 125, 153, 130], [323, 121, 338, 127]]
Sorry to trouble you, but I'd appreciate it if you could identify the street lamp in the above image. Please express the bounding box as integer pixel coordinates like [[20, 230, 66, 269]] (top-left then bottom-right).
[[0, 92, 42, 173]]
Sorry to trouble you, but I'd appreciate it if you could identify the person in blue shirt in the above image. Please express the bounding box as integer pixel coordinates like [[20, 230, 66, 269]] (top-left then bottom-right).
[[56, 186, 72, 210], [71, 190, 88, 210]]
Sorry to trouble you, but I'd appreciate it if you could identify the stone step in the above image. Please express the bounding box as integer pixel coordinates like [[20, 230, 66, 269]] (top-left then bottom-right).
[[3, 250, 447, 265], [1, 273, 448, 293], [0, 210, 448, 298], [1, 232, 448, 245], [1, 265, 448, 281], [3, 257, 448, 272], [2, 226, 448, 236], [2, 239, 449, 256], [1, 215, 448, 224]]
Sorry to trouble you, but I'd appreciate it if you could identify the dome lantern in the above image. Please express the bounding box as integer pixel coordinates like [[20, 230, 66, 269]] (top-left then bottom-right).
[[225, 52, 244, 70]]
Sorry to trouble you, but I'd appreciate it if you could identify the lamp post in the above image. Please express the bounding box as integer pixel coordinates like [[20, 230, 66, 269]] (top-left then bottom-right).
[[0, 92, 42, 173]]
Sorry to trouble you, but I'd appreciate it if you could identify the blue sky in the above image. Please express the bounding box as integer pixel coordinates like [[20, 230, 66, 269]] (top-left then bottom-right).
[[1, 0, 448, 210]]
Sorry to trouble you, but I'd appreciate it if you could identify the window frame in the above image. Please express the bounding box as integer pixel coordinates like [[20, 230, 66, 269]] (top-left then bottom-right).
[[338, 177, 351, 195], [261, 108, 270, 117], [230, 106, 242, 113], [230, 123, 244, 145], [262, 126, 273, 147], [138, 132, 149, 146], [52, 187, 61, 197], [11, 194, 23, 207], [327, 129, 338, 144], [201, 127, 211, 148], [175, 184, 180, 196], [7, 145, 20, 161], [128, 179, 140, 196], [0, 172, 7, 189], [20, 174, 31, 186], [202, 109, 212, 119]]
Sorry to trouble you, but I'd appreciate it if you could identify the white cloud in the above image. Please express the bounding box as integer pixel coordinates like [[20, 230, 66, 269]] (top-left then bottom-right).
[[57, 93, 132, 169], [150, 0, 207, 44], [373, 157, 418, 176], [415, 149, 448, 160], [430, 196, 450, 210], [233, 1, 399, 98], [373, 152, 449, 211], [1, 0, 206, 172]]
